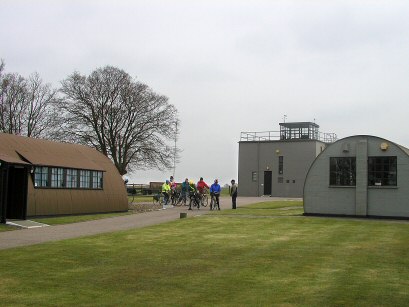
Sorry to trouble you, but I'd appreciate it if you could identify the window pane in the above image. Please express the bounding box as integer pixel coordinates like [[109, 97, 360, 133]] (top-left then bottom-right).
[[98, 172, 103, 189], [66, 169, 78, 188], [34, 166, 49, 187], [92, 171, 97, 189], [80, 170, 91, 188], [330, 157, 356, 186], [51, 168, 64, 188], [368, 156, 397, 186], [92, 171, 103, 189], [278, 156, 283, 175]]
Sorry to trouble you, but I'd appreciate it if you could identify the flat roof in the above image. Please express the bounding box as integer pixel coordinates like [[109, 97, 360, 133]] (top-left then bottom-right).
[[279, 122, 320, 128]]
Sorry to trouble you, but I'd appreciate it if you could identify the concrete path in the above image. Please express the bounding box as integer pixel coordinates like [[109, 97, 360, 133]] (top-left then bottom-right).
[[0, 196, 287, 250]]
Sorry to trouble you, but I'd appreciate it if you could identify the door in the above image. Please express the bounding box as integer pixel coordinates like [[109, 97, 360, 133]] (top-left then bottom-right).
[[6, 166, 28, 220], [264, 171, 272, 195]]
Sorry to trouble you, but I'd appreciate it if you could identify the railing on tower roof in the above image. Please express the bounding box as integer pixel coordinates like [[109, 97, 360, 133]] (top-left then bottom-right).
[[240, 122, 337, 143], [240, 130, 337, 143], [240, 131, 281, 142]]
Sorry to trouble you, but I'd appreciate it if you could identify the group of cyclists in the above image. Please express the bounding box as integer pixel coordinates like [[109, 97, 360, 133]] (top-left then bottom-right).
[[161, 176, 221, 210]]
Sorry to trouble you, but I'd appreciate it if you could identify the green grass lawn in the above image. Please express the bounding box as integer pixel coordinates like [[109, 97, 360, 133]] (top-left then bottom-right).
[[0, 224, 14, 232], [128, 195, 154, 203], [32, 211, 132, 226], [33, 196, 159, 226], [1, 201, 409, 306], [215, 200, 304, 216], [23, 195, 235, 227]]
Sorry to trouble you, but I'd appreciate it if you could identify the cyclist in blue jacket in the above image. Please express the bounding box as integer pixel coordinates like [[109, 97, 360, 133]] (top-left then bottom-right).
[[210, 179, 221, 210]]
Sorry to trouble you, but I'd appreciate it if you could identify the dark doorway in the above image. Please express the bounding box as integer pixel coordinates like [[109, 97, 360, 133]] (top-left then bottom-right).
[[264, 171, 272, 195], [6, 166, 28, 220]]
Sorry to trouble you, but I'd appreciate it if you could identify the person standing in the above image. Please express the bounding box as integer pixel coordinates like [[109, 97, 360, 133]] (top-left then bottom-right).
[[230, 179, 238, 209], [161, 180, 171, 208], [188, 180, 199, 210], [169, 176, 177, 204], [210, 179, 221, 210], [180, 178, 190, 205]]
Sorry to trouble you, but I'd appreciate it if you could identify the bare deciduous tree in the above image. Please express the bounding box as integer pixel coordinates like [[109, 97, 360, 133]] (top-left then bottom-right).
[[0, 60, 4, 80], [0, 71, 26, 134], [59, 66, 179, 175], [0, 61, 59, 138], [25, 73, 60, 138]]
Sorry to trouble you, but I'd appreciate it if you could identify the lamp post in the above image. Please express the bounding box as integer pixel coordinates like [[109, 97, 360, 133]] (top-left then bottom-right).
[[173, 121, 178, 178]]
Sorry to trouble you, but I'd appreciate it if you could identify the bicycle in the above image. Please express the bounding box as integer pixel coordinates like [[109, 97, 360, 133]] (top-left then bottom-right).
[[188, 191, 201, 210], [199, 192, 209, 207], [171, 190, 180, 205], [175, 191, 188, 206], [209, 192, 220, 210]]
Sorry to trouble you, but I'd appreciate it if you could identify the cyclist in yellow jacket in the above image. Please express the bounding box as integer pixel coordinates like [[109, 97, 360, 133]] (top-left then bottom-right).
[[162, 180, 171, 207]]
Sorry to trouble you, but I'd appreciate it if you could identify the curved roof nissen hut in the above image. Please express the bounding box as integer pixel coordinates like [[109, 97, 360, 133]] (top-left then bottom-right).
[[304, 135, 409, 218], [0, 133, 128, 223]]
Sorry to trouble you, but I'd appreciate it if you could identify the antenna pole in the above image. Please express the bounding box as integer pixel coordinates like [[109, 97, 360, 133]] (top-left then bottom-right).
[[173, 121, 178, 178]]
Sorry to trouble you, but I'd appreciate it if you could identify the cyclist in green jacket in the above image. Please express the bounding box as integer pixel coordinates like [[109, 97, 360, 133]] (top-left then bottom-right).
[[179, 178, 190, 204]]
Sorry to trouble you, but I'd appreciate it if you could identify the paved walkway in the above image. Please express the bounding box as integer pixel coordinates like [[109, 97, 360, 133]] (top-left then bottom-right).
[[0, 197, 291, 250]]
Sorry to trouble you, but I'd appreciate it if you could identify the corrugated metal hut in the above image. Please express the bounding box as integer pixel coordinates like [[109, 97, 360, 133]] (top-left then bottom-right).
[[0, 133, 128, 223], [304, 135, 409, 218]]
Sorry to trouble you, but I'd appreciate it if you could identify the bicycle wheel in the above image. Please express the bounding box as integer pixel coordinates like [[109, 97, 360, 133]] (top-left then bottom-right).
[[194, 198, 200, 209], [188, 197, 193, 209], [174, 194, 184, 207], [201, 194, 208, 207], [161, 195, 168, 206], [171, 192, 179, 205]]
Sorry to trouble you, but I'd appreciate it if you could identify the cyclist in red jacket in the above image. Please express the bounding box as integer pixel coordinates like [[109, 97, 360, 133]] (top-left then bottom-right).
[[196, 177, 209, 204], [197, 177, 209, 194]]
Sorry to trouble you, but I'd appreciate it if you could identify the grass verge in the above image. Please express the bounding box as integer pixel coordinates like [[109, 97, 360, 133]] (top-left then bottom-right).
[[32, 199, 163, 226], [0, 224, 14, 232], [128, 195, 154, 203], [1, 202, 409, 306], [32, 211, 132, 226]]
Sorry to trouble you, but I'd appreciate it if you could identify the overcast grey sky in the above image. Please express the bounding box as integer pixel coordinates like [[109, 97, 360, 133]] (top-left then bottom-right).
[[2, 0, 409, 185]]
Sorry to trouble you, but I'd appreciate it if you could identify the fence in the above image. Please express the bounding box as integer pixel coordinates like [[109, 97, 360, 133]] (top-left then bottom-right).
[[126, 182, 182, 196], [126, 183, 157, 196]]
